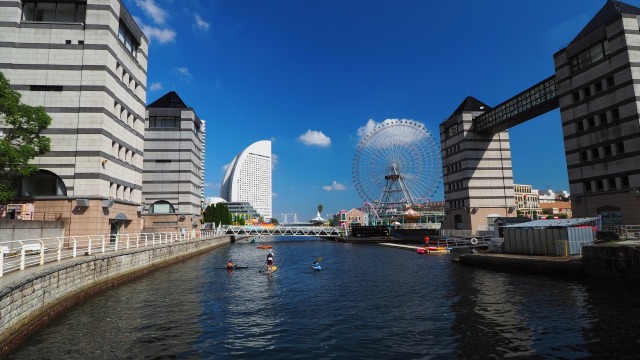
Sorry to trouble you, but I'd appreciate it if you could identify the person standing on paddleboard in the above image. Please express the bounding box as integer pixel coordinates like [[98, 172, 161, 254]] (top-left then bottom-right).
[[266, 251, 274, 269]]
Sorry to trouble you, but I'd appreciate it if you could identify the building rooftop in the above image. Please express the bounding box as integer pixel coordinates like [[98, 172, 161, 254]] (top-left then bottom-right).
[[148, 91, 189, 108]]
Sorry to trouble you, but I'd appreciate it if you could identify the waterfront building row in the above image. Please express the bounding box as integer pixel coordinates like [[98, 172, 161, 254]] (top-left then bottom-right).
[[0, 1, 205, 238]]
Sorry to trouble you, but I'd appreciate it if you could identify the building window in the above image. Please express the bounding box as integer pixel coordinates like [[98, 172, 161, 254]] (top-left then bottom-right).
[[118, 22, 138, 57], [149, 200, 175, 214], [594, 81, 603, 93], [596, 180, 604, 190], [22, 1, 86, 23], [617, 142, 625, 154], [29, 85, 63, 91], [446, 124, 459, 137], [570, 40, 609, 73], [149, 116, 179, 128], [604, 145, 612, 157], [20, 170, 67, 196], [622, 176, 630, 189], [584, 182, 592, 192], [607, 76, 615, 88], [612, 108, 620, 120], [577, 121, 584, 131], [608, 178, 616, 189]]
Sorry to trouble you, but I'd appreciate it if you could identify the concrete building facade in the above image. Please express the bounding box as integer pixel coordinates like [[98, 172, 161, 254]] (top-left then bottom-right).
[[440, 97, 516, 231], [220, 140, 272, 220], [554, 1, 640, 226], [142, 91, 204, 235], [0, 0, 148, 237]]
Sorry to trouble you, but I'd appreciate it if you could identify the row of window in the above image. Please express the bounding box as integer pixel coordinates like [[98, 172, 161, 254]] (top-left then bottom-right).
[[570, 39, 609, 73], [116, 62, 141, 97], [22, 1, 87, 23], [583, 176, 629, 192], [111, 141, 137, 166], [446, 124, 459, 137], [445, 162, 462, 174], [579, 142, 625, 161], [444, 143, 461, 155], [118, 23, 138, 58], [109, 182, 133, 201], [446, 180, 464, 192], [149, 116, 180, 128], [572, 76, 615, 102], [113, 100, 139, 130], [575, 107, 620, 131], [449, 200, 465, 209]]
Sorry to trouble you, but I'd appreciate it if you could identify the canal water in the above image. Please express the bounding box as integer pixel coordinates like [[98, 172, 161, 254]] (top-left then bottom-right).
[[7, 236, 640, 359]]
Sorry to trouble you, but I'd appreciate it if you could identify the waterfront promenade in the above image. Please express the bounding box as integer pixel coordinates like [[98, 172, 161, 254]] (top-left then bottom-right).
[[0, 232, 231, 356]]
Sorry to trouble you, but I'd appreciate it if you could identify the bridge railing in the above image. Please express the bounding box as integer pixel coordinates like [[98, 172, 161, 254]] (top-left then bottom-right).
[[222, 225, 346, 236], [0, 230, 222, 278]]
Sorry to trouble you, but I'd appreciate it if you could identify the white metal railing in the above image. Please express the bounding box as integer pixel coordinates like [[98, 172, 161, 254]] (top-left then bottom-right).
[[0, 229, 222, 278], [222, 225, 346, 237], [436, 236, 491, 249]]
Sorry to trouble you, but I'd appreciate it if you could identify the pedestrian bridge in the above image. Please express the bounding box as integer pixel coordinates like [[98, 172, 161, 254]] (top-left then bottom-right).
[[222, 225, 346, 237]]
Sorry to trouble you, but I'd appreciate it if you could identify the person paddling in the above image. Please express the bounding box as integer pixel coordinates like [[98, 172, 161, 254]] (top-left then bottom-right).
[[227, 260, 234, 270], [266, 251, 274, 270]]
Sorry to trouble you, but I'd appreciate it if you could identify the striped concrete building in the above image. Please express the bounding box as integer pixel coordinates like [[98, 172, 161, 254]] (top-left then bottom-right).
[[440, 97, 516, 231], [142, 91, 204, 235], [554, 0, 640, 226], [440, 1, 640, 232], [0, 0, 148, 236]]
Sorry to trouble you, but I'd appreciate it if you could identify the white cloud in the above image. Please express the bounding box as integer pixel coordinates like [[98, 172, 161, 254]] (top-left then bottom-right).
[[194, 14, 210, 32], [357, 119, 378, 140], [221, 163, 230, 171], [135, 0, 168, 25], [271, 153, 279, 170], [298, 129, 331, 147], [204, 182, 214, 188], [172, 67, 193, 82], [150, 82, 163, 91], [322, 181, 347, 191], [272, 192, 278, 197], [134, 16, 176, 44]]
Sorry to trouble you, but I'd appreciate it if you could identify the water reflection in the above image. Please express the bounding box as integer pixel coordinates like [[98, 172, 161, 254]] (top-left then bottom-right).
[[7, 238, 640, 359]]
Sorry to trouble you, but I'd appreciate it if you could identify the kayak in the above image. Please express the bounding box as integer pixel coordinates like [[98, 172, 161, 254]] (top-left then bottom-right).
[[261, 265, 278, 274], [257, 245, 272, 249], [312, 264, 322, 271]]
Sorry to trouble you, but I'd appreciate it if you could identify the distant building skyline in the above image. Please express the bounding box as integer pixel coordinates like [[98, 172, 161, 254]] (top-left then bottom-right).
[[220, 140, 272, 220]]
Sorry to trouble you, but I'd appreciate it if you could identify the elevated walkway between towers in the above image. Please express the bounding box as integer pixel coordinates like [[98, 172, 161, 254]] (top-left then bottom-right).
[[474, 75, 559, 133], [223, 225, 345, 237]]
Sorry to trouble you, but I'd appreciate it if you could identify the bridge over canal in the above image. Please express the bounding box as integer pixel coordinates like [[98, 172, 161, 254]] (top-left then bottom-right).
[[222, 225, 346, 237]]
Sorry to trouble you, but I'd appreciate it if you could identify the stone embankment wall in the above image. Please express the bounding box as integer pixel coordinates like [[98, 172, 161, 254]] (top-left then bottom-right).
[[0, 235, 230, 355], [582, 244, 640, 278]]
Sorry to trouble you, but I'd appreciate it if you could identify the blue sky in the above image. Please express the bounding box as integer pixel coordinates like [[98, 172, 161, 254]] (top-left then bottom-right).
[[126, 0, 618, 222]]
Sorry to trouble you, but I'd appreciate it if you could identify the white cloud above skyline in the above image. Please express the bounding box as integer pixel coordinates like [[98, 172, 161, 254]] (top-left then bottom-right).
[[134, 16, 176, 44], [297, 129, 331, 147], [135, 0, 168, 25], [172, 67, 193, 82], [271, 153, 278, 170], [322, 181, 346, 191], [150, 82, 163, 91], [194, 14, 210, 32]]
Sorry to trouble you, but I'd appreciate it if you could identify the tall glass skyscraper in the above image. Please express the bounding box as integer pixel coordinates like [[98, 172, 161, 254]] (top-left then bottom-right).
[[220, 140, 272, 220]]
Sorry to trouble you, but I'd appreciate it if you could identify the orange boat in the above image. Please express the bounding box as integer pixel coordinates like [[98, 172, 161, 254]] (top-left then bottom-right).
[[257, 245, 272, 249]]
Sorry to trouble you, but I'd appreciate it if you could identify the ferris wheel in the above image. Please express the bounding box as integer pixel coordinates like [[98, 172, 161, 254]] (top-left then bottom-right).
[[352, 119, 441, 214]]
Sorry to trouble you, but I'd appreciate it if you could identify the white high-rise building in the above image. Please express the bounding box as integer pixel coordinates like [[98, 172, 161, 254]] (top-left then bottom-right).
[[220, 140, 272, 220]]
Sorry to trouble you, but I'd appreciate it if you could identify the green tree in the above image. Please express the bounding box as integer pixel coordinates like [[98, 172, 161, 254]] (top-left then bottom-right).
[[0, 71, 51, 204], [270, 217, 279, 225], [215, 202, 232, 225]]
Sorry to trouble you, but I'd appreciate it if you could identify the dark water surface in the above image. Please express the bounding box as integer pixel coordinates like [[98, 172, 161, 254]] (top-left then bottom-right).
[[8, 237, 640, 359]]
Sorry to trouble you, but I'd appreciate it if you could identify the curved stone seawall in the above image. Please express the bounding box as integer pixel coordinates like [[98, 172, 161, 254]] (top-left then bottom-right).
[[0, 235, 231, 356]]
